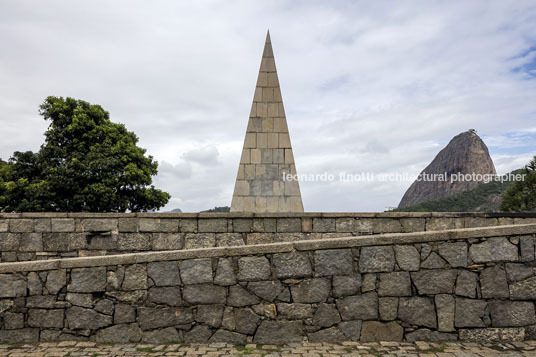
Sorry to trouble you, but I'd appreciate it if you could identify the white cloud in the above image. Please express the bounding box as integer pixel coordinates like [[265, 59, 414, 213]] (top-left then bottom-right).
[[1, 0, 535, 212]]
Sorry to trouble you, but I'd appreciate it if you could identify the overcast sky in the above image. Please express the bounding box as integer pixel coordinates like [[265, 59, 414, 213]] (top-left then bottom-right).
[[1, 1, 536, 212]]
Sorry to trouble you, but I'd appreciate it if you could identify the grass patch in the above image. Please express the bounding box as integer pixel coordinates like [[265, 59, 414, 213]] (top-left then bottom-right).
[[135, 346, 154, 353], [418, 344, 446, 353]]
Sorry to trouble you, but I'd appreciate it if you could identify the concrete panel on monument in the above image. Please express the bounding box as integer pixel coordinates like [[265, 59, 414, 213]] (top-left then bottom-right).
[[231, 31, 304, 213]]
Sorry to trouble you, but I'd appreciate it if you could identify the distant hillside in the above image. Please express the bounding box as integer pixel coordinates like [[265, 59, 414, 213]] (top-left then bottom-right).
[[395, 171, 520, 212], [201, 206, 230, 213], [399, 130, 496, 208]]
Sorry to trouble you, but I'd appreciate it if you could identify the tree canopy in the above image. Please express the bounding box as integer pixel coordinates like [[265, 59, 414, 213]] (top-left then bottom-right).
[[500, 156, 536, 212], [0, 96, 170, 212]]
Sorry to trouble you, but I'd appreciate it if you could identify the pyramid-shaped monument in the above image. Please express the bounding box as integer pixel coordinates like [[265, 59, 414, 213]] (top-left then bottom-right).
[[230, 31, 304, 212]]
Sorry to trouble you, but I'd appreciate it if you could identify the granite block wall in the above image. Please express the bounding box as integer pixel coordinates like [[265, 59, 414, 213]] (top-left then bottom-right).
[[1, 212, 535, 262], [0, 223, 536, 343]]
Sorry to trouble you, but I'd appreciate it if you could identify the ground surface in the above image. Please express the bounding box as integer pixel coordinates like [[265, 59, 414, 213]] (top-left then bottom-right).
[[1, 341, 536, 356]]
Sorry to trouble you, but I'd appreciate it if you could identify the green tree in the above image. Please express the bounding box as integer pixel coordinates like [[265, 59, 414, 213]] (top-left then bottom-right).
[[1, 96, 170, 212], [500, 156, 536, 212]]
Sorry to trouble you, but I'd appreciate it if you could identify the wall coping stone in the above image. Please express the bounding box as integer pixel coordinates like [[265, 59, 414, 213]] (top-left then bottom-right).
[[1, 223, 534, 273], [1, 212, 536, 219]]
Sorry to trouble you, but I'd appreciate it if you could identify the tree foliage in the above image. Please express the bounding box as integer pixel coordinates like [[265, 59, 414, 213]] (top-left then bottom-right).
[[500, 156, 536, 212], [0, 96, 170, 212]]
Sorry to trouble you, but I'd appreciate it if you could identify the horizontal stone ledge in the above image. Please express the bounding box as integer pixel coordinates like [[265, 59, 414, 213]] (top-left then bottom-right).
[[0, 223, 534, 273], [2, 212, 536, 219]]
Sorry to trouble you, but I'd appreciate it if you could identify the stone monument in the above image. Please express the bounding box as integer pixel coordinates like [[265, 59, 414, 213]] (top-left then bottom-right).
[[230, 31, 304, 212]]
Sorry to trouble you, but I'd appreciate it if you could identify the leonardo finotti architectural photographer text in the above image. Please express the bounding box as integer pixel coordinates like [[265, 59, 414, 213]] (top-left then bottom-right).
[[282, 171, 526, 183]]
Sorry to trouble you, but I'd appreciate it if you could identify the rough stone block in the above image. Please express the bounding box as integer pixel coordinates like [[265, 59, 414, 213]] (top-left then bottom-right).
[[308, 327, 346, 342], [312, 218, 335, 232], [247, 281, 284, 302], [332, 275, 361, 298], [290, 278, 330, 304], [426, 217, 464, 231], [179, 219, 197, 233], [313, 303, 341, 327], [196, 305, 224, 327], [336, 292, 378, 320], [0, 233, 20, 250], [3, 312, 24, 330], [51, 219, 75, 232], [0, 274, 27, 298], [238, 256, 271, 281], [28, 309, 64, 328], [34, 219, 51, 232], [0, 219, 8, 232], [379, 297, 398, 321], [180, 258, 213, 285], [148, 286, 183, 306], [359, 246, 395, 273], [277, 303, 313, 319], [19, 233, 43, 252], [455, 270, 478, 298], [46, 269, 66, 295], [122, 264, 147, 291], [469, 237, 518, 263], [372, 218, 401, 233], [118, 218, 138, 232], [68, 267, 107, 293], [216, 233, 244, 247], [411, 269, 457, 294], [400, 218, 425, 233], [505, 263, 533, 282], [114, 304, 136, 324], [438, 242, 467, 267], [147, 261, 181, 286], [0, 328, 39, 342], [435, 294, 455, 332], [355, 219, 373, 233], [184, 325, 212, 343], [314, 249, 354, 276], [455, 298, 489, 327], [489, 300, 536, 327], [198, 219, 228, 233], [273, 251, 312, 279], [228, 285, 260, 307], [137, 307, 193, 330], [459, 327, 525, 342], [254, 320, 304, 344], [276, 218, 301, 232], [117, 233, 151, 250], [66, 306, 113, 330], [214, 258, 237, 286], [232, 219, 252, 233], [43, 233, 70, 252], [334, 218, 354, 233], [183, 284, 226, 305], [378, 272, 411, 296], [520, 235, 535, 262], [184, 233, 215, 249], [151, 233, 184, 250], [360, 321, 403, 342], [406, 329, 457, 342], [480, 265, 509, 299], [9, 219, 33, 232], [234, 308, 260, 334], [398, 297, 437, 328], [394, 245, 420, 271], [81, 219, 117, 232], [509, 276, 536, 300]]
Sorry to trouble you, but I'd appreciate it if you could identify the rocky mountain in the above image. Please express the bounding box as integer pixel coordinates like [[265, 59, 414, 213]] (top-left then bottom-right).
[[398, 130, 496, 208]]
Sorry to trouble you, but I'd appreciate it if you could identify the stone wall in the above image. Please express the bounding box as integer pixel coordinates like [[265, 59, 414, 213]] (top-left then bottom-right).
[[1, 212, 535, 262], [0, 223, 535, 343]]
